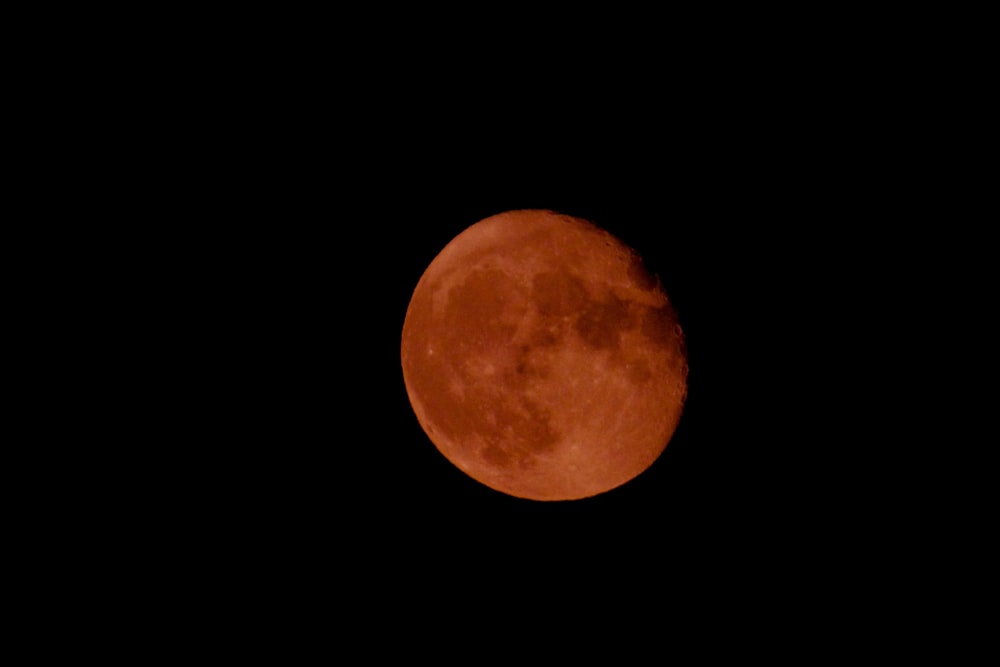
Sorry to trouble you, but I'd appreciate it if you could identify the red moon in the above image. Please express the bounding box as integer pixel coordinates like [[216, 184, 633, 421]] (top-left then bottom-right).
[[401, 210, 688, 501]]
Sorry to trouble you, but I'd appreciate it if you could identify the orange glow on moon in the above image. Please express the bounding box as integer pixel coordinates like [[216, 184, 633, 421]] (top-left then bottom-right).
[[400, 210, 688, 501]]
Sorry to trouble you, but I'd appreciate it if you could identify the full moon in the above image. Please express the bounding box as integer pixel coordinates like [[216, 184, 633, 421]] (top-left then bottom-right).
[[401, 210, 688, 501]]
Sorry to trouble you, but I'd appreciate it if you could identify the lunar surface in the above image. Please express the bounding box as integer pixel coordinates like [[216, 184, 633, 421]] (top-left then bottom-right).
[[400, 209, 688, 501]]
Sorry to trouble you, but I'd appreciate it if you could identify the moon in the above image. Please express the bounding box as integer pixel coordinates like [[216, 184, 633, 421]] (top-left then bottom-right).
[[400, 209, 688, 501]]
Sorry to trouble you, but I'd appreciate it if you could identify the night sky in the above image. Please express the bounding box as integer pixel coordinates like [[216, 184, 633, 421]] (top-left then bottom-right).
[[63, 16, 903, 647]]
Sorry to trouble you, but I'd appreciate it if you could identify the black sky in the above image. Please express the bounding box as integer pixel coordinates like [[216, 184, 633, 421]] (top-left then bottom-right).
[[52, 14, 922, 644]]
